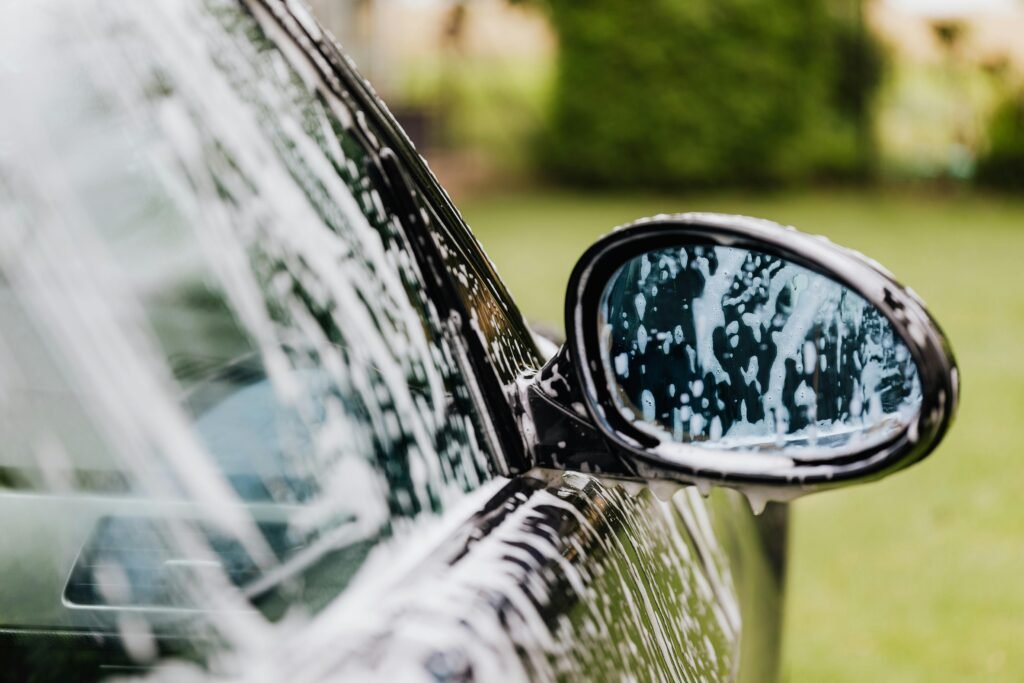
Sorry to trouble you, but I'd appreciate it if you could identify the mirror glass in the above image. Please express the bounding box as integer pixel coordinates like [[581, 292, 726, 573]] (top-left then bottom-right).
[[598, 245, 922, 457]]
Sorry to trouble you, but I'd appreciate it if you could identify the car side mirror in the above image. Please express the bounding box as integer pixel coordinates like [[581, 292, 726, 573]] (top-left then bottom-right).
[[524, 213, 958, 505]]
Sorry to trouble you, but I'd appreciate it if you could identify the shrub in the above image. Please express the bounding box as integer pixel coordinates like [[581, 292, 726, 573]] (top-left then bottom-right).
[[534, 0, 883, 189], [976, 92, 1024, 190]]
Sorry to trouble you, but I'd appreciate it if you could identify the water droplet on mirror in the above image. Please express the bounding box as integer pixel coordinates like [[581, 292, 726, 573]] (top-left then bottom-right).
[[634, 293, 647, 321], [744, 490, 768, 516], [641, 390, 656, 422], [710, 416, 723, 441]]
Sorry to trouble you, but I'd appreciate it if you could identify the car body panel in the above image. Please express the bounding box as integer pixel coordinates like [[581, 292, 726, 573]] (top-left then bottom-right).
[[0, 1, 786, 680]]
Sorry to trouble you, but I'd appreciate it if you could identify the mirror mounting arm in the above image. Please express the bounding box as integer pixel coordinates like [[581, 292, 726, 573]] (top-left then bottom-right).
[[514, 344, 641, 480]]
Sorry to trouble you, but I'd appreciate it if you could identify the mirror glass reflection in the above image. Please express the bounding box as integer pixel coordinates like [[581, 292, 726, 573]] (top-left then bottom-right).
[[598, 245, 922, 456]]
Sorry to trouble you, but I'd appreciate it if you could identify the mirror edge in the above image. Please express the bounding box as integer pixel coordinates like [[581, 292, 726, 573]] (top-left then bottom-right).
[[563, 213, 959, 491]]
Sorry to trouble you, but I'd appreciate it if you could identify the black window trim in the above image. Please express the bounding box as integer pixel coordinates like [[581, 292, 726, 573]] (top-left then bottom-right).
[[244, 0, 543, 476]]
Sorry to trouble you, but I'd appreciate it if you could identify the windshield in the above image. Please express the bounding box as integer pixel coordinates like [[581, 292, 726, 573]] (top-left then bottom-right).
[[0, 0, 494, 677]]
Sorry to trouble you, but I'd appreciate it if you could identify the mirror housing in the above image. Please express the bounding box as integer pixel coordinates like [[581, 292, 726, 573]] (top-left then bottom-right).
[[526, 213, 958, 499]]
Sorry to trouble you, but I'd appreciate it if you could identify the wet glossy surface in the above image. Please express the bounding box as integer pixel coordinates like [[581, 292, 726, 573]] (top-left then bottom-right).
[[0, 1, 784, 681], [262, 474, 785, 683], [600, 246, 921, 457]]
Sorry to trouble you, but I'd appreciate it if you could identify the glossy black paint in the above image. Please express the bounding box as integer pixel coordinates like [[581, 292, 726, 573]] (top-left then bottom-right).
[[0, 2, 788, 681], [251, 9, 790, 679], [251, 0, 543, 475]]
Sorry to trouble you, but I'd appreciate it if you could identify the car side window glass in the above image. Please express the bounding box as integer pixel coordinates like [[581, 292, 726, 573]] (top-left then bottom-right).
[[0, 0, 494, 670]]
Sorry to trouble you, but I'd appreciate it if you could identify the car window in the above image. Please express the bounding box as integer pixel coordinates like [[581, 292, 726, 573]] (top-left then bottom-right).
[[0, 0, 495, 675]]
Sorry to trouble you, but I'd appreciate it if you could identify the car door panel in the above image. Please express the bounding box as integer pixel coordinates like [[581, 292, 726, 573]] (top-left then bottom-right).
[[187, 2, 788, 680], [0, 0, 787, 680], [299, 475, 782, 682]]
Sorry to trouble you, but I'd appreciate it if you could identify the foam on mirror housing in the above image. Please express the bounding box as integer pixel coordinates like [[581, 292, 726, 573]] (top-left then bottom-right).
[[598, 245, 922, 458]]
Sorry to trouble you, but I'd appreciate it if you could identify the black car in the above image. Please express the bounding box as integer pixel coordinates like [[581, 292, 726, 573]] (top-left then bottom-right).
[[0, 1, 957, 681]]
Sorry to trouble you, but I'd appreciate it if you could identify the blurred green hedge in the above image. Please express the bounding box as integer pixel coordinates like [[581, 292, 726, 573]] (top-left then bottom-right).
[[976, 92, 1024, 190], [533, 0, 883, 188]]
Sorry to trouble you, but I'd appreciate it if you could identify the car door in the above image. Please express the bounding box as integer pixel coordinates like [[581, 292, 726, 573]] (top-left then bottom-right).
[[0, 1, 785, 681], [288, 4, 787, 680]]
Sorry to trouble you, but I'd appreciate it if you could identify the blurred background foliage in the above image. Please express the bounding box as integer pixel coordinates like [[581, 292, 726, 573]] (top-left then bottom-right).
[[312, 0, 1024, 194], [977, 90, 1024, 188], [309, 1, 1024, 680], [532, 0, 884, 187]]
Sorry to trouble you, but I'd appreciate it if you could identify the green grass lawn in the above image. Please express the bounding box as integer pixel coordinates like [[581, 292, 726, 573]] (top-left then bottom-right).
[[460, 187, 1024, 682]]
